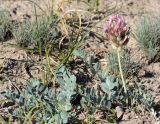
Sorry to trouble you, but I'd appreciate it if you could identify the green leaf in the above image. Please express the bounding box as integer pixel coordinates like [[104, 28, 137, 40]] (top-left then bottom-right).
[[60, 111, 69, 123], [101, 76, 119, 93]]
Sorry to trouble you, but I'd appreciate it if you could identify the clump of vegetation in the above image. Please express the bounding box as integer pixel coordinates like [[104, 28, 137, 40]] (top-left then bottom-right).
[[107, 48, 131, 78], [12, 12, 62, 53], [12, 11, 87, 57], [128, 84, 154, 109], [104, 15, 130, 93], [0, 10, 11, 41], [1, 66, 77, 123], [0, 55, 154, 123], [136, 15, 160, 63]]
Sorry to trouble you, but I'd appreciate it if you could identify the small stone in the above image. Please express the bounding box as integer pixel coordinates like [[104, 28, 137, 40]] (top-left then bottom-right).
[[116, 106, 124, 121], [138, 69, 146, 77]]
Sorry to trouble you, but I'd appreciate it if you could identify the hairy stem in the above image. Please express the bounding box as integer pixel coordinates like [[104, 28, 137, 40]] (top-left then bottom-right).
[[117, 49, 127, 93]]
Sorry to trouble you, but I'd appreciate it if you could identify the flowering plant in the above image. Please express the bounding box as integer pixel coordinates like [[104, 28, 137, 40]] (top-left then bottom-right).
[[104, 15, 130, 93]]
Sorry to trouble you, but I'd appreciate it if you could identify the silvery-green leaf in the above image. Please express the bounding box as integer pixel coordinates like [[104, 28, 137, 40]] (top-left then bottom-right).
[[60, 111, 69, 124], [70, 75, 76, 83], [101, 82, 110, 93]]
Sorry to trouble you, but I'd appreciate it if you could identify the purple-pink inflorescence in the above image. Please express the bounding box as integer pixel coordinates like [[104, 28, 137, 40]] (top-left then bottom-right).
[[104, 15, 130, 48]]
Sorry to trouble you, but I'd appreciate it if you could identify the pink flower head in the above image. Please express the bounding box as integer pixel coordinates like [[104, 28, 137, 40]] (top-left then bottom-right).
[[104, 15, 130, 47]]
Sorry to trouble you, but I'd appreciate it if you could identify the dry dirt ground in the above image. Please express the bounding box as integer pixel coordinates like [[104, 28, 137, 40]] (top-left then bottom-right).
[[0, 0, 160, 124]]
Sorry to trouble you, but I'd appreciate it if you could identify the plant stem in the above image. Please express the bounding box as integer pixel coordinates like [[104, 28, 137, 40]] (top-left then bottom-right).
[[117, 49, 127, 93]]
